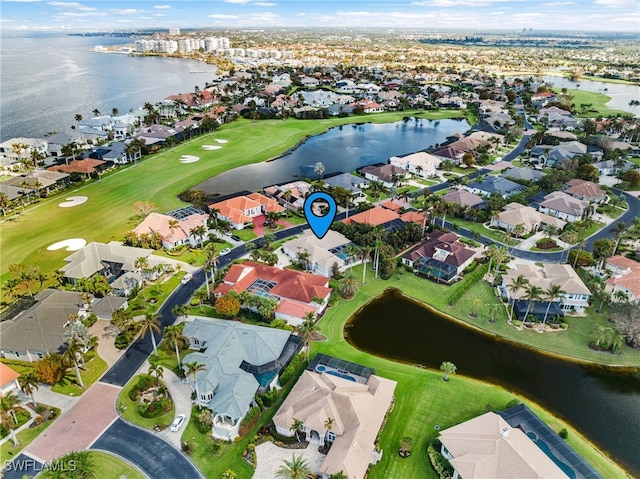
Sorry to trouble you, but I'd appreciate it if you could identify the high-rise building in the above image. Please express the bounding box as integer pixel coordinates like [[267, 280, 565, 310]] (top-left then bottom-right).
[[169, 28, 180, 36]]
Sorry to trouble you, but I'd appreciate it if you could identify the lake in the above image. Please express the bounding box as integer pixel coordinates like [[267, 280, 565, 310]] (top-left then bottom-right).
[[540, 75, 640, 114], [196, 117, 470, 197], [345, 289, 640, 476]]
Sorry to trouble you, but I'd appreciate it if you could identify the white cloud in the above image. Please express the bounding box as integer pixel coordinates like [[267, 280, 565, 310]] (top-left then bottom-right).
[[3, 0, 40, 3], [110, 8, 139, 15], [412, 0, 522, 6], [593, 0, 636, 6], [224, 0, 251, 3], [253, 1, 277, 5], [153, 4, 172, 9], [541, 1, 576, 5], [208, 13, 241, 18], [47, 1, 95, 10], [154, 13, 166, 16]]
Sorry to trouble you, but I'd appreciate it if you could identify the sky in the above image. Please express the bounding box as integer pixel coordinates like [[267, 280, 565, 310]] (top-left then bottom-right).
[[1, 0, 639, 32]]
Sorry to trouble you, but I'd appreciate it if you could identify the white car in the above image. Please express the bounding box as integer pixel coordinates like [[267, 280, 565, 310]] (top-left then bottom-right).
[[219, 248, 231, 256], [170, 414, 186, 432], [180, 273, 192, 284]]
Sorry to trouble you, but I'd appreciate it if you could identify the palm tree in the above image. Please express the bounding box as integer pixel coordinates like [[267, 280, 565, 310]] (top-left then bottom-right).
[[135, 256, 150, 287], [507, 275, 529, 323], [361, 245, 372, 284], [74, 113, 83, 123], [140, 310, 161, 357], [0, 192, 10, 216], [18, 372, 39, 407], [542, 284, 565, 328], [263, 231, 276, 250], [92, 108, 101, 117], [346, 243, 360, 272], [185, 361, 206, 405], [0, 391, 21, 446], [64, 339, 84, 387], [203, 245, 218, 299], [190, 225, 207, 249], [275, 454, 312, 479], [338, 273, 358, 299], [440, 361, 457, 382], [290, 418, 305, 443], [573, 239, 586, 268], [164, 324, 186, 368], [298, 314, 317, 362], [522, 284, 544, 329], [471, 298, 482, 318], [148, 362, 164, 384]]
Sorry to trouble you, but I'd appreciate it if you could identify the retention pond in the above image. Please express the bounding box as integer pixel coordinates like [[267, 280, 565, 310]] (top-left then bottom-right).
[[344, 289, 640, 475]]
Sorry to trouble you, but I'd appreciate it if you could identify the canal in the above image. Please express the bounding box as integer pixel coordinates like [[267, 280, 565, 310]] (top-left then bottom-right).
[[196, 117, 469, 197], [345, 289, 640, 475]]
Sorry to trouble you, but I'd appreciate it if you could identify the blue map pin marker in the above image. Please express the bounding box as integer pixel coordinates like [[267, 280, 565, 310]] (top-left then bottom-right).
[[304, 192, 337, 240]]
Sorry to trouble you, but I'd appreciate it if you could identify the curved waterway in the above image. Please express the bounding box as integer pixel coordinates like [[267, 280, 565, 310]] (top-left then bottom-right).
[[344, 289, 640, 475], [197, 117, 469, 197]]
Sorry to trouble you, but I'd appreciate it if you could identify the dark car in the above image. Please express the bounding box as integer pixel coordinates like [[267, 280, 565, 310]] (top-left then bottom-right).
[[231, 235, 241, 242]]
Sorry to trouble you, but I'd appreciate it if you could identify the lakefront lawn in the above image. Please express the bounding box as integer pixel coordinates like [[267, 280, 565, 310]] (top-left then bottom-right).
[[0, 110, 463, 299], [314, 264, 633, 479]]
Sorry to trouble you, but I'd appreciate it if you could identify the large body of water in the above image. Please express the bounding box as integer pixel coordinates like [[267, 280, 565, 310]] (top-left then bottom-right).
[[0, 35, 216, 142], [345, 290, 640, 476], [540, 74, 640, 114], [197, 118, 469, 197]]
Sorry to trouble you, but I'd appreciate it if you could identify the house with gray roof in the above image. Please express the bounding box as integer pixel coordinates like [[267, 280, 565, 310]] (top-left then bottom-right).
[[60, 241, 166, 291], [323, 172, 369, 198], [593, 159, 634, 176], [502, 167, 545, 183], [182, 317, 302, 440], [0, 290, 87, 362], [465, 176, 526, 199]]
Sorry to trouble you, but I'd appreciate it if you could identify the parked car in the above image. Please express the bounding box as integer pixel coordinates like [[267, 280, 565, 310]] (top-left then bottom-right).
[[219, 248, 231, 256], [231, 235, 241, 242], [170, 414, 186, 432], [181, 273, 193, 284], [224, 231, 233, 237]]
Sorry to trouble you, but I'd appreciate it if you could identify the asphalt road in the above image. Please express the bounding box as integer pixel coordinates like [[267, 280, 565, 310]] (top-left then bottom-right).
[[1, 454, 41, 479], [91, 419, 205, 479]]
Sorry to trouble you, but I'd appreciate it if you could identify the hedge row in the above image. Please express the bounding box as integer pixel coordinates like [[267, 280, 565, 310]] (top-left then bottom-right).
[[447, 263, 489, 306], [427, 441, 454, 479]]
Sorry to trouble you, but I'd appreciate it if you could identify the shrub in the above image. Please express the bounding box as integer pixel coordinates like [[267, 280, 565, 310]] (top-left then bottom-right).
[[215, 293, 241, 317], [505, 399, 521, 409], [447, 263, 489, 306], [427, 441, 454, 479], [279, 353, 305, 386], [138, 399, 171, 418], [34, 354, 65, 385], [181, 441, 193, 455], [559, 428, 568, 439]]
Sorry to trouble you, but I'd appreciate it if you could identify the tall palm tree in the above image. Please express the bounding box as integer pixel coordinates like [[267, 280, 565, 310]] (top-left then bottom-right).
[[338, 273, 358, 299], [135, 256, 150, 287], [140, 310, 161, 357], [190, 225, 207, 249], [0, 391, 21, 446], [0, 192, 10, 216], [298, 314, 317, 362], [164, 324, 186, 368], [275, 454, 312, 479], [203, 245, 218, 299], [290, 418, 305, 443], [185, 361, 206, 405], [573, 239, 586, 268], [18, 372, 39, 407], [542, 284, 565, 328], [346, 243, 360, 272], [507, 275, 529, 323], [64, 339, 84, 387], [522, 284, 544, 329], [361, 245, 372, 284], [148, 362, 164, 384]]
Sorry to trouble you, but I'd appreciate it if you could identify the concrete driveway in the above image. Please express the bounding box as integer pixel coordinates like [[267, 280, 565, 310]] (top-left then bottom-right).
[[253, 441, 325, 479], [25, 382, 120, 462]]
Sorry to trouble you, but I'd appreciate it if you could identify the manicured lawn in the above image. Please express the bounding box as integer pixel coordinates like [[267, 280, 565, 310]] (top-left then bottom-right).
[[38, 451, 145, 479], [0, 407, 61, 464], [597, 204, 625, 219], [51, 353, 108, 396], [447, 217, 520, 245], [551, 88, 628, 118], [530, 246, 563, 252], [313, 266, 633, 479], [127, 274, 182, 315], [117, 375, 175, 430], [577, 220, 606, 241]]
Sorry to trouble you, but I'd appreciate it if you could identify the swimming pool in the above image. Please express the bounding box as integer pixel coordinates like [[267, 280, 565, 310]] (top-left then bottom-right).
[[527, 432, 576, 479], [315, 365, 356, 382]]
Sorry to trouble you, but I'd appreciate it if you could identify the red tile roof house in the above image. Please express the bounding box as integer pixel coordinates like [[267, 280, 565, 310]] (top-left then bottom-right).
[[133, 211, 209, 249], [605, 255, 640, 303], [210, 192, 284, 230], [564, 179, 608, 204], [0, 363, 20, 396], [214, 262, 331, 326], [48, 158, 106, 178]]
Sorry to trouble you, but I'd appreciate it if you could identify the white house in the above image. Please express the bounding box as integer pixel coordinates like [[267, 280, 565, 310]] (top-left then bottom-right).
[[389, 151, 441, 178], [282, 230, 357, 276], [537, 191, 588, 223]]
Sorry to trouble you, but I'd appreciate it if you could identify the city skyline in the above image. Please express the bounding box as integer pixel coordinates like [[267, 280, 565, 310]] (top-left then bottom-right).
[[1, 0, 639, 33]]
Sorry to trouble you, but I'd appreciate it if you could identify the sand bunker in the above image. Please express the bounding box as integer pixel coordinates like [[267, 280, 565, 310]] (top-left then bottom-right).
[[214, 139, 228, 144], [47, 238, 87, 252], [179, 155, 200, 163], [202, 145, 222, 151], [59, 196, 88, 208]]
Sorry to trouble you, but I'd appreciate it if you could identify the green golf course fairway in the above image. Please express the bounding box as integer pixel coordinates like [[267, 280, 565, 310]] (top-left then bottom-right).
[[0, 111, 463, 289]]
